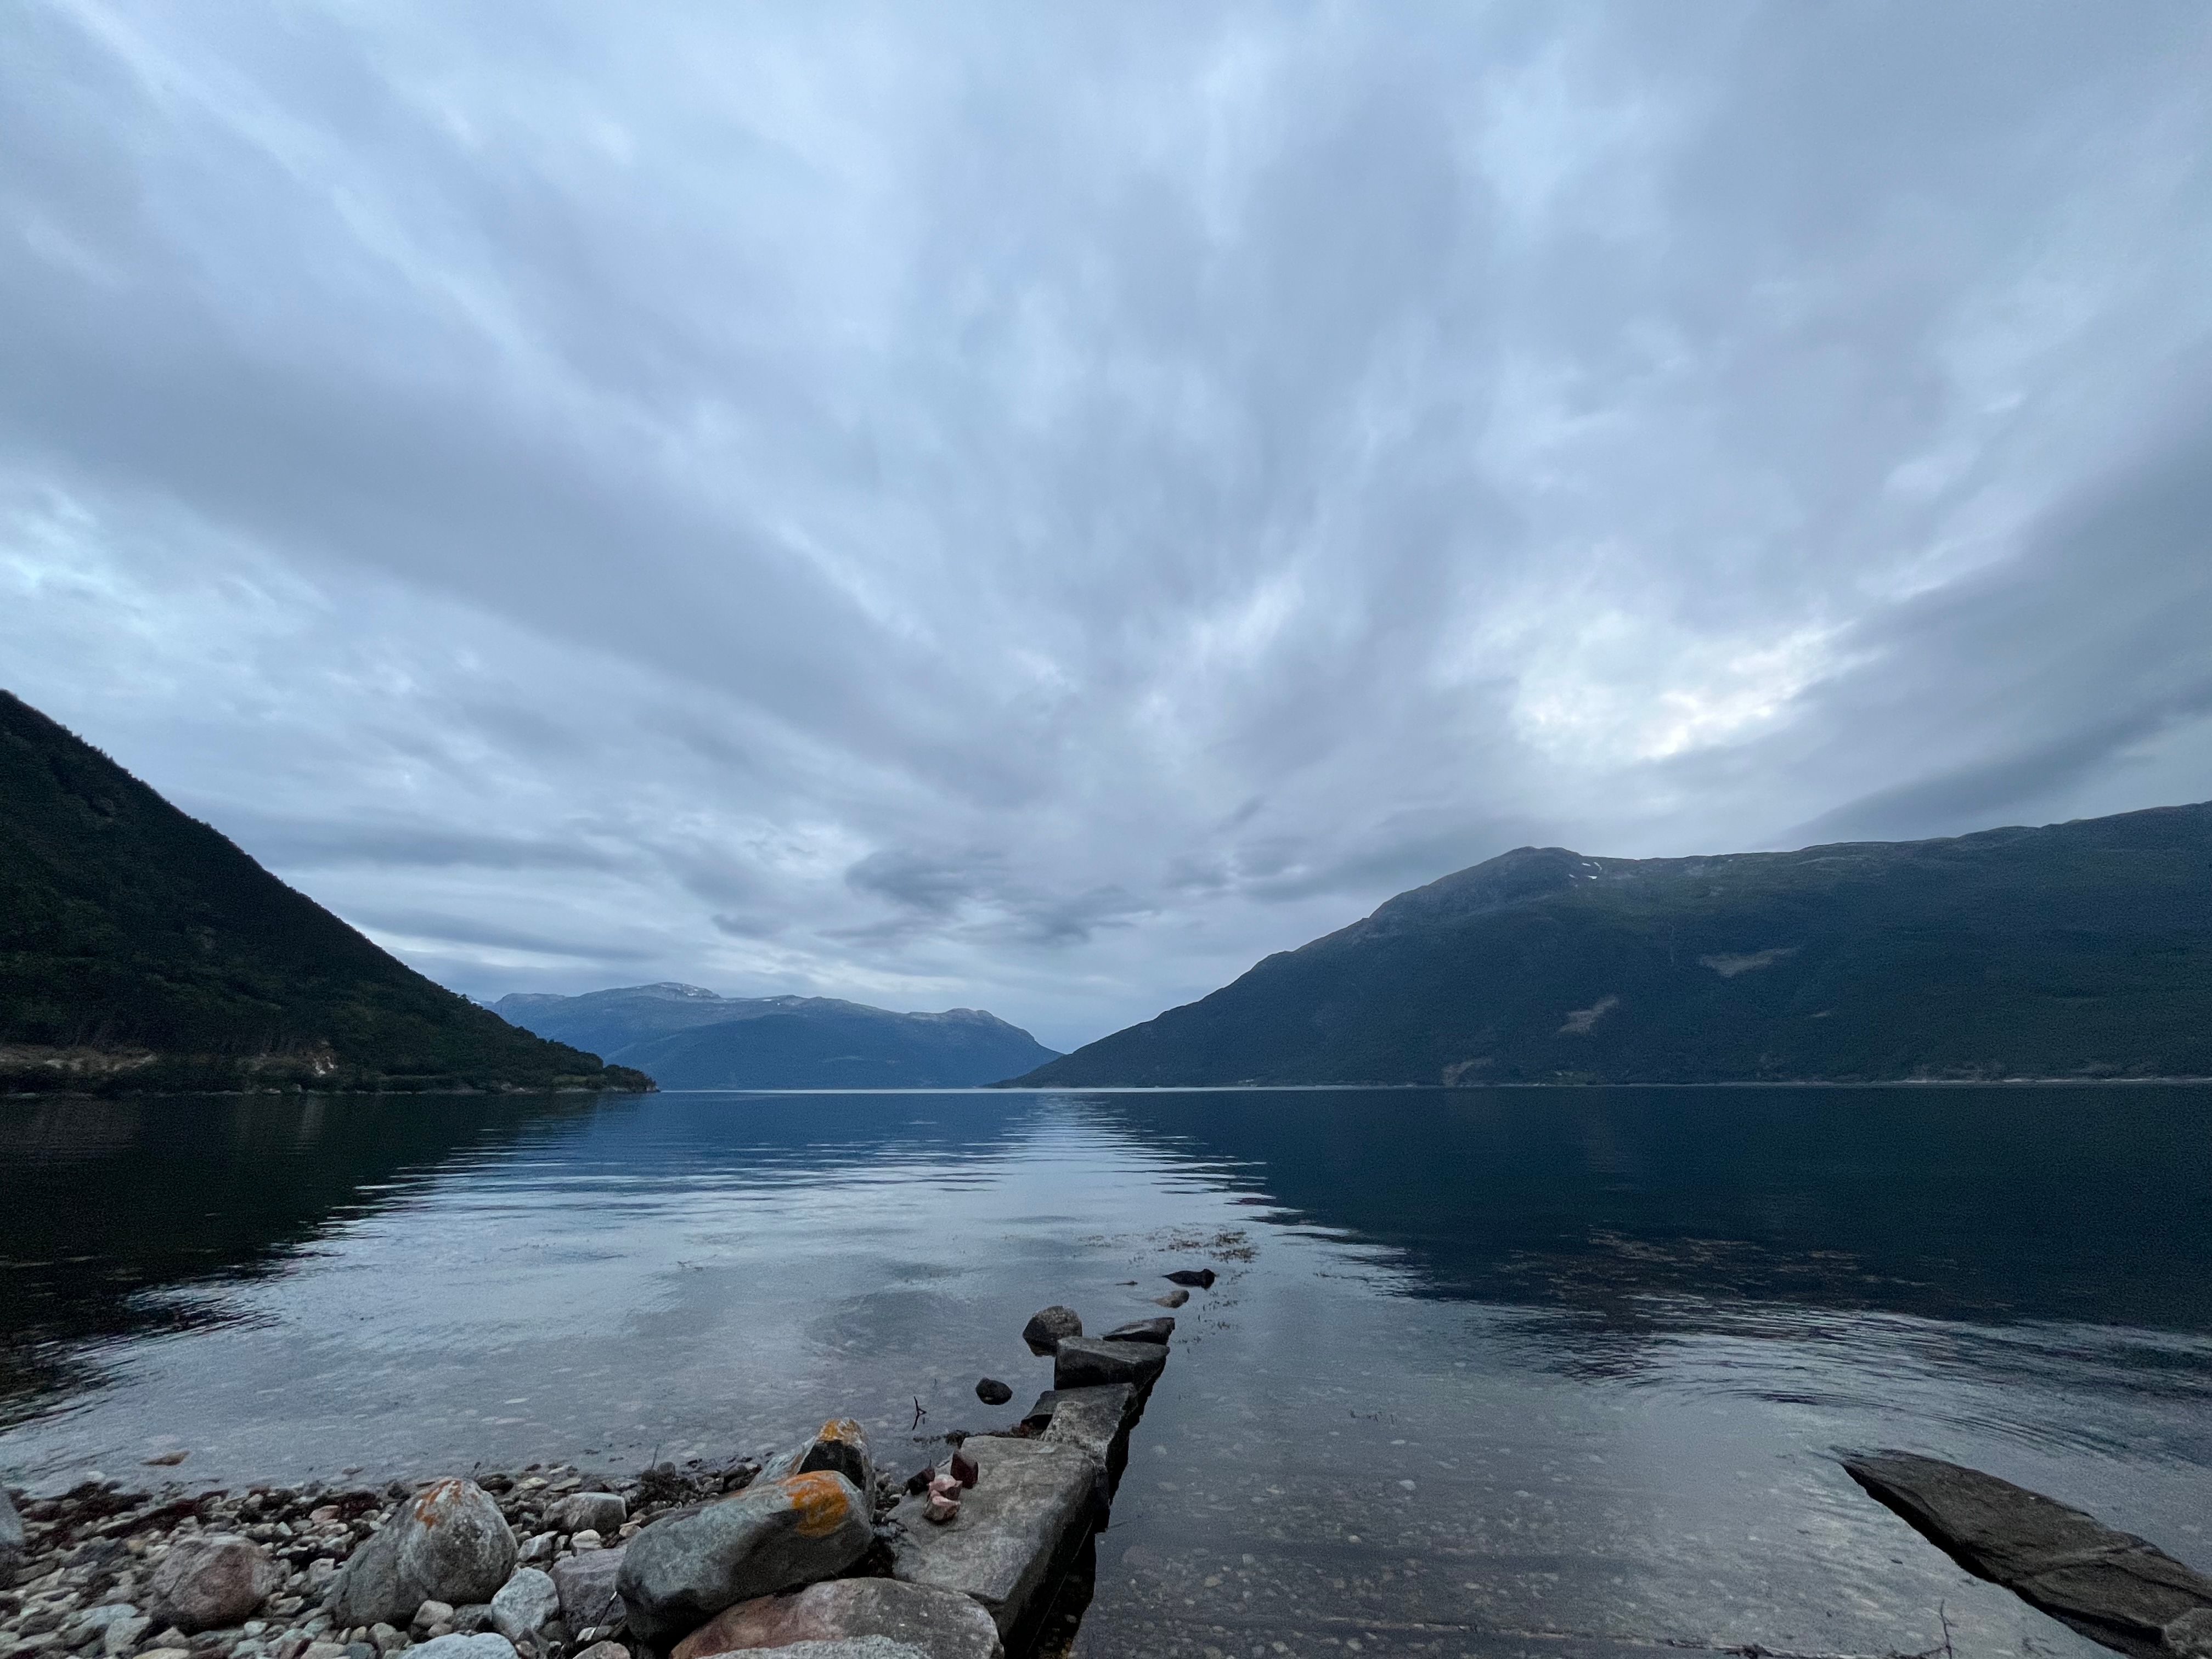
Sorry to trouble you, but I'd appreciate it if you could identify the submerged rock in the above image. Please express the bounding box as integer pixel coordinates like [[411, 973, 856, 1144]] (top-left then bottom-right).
[[145, 1534, 284, 1632], [1019, 1307, 1081, 1353], [1844, 1451, 2212, 1658], [670, 1577, 1002, 1659], [1152, 1290, 1188, 1309], [617, 1472, 873, 1645]]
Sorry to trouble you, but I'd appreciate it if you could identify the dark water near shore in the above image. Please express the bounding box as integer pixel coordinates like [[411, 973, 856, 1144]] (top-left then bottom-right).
[[4, 1086, 2210, 1658]]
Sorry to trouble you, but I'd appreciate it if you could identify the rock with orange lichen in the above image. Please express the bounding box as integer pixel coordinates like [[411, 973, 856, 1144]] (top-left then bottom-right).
[[617, 1472, 873, 1645], [669, 1578, 1001, 1659], [331, 1479, 518, 1628]]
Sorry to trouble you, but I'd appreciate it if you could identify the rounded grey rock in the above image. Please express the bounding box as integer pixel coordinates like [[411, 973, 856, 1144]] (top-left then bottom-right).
[[1019, 1307, 1081, 1353], [146, 1536, 284, 1633]]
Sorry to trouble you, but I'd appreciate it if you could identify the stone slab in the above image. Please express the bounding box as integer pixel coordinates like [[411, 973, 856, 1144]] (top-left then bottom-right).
[[1041, 1386, 1134, 1469], [887, 1436, 1099, 1639], [671, 1578, 1001, 1659], [1052, 1338, 1164, 1393], [1844, 1451, 2212, 1658]]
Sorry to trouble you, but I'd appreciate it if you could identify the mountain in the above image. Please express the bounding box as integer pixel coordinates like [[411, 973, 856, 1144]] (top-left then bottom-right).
[[494, 982, 1060, 1088], [0, 690, 651, 1096], [1013, 803, 2212, 1087]]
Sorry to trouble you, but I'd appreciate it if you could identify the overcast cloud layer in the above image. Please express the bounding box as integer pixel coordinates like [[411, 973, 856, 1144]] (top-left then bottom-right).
[[5, 2, 2211, 1050]]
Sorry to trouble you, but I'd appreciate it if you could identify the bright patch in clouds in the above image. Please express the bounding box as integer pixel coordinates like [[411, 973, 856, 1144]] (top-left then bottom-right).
[[3, 2, 2210, 1049]]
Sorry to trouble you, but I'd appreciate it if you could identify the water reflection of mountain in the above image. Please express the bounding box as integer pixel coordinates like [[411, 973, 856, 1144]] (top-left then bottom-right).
[[0, 1091, 1046, 1426], [1088, 1086, 2212, 1335]]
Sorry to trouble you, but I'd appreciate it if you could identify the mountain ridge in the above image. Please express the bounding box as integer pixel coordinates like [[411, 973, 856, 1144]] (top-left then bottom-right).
[[0, 690, 652, 1096], [494, 982, 1059, 1088], [1013, 803, 2212, 1087]]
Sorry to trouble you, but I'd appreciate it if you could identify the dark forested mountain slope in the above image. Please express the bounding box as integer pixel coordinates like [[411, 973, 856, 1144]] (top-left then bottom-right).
[[495, 982, 1060, 1088], [0, 690, 650, 1094], [1016, 804, 2212, 1087]]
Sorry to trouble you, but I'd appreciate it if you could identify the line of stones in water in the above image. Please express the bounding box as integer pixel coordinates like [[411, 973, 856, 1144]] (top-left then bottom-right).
[[0, 1293, 1207, 1659]]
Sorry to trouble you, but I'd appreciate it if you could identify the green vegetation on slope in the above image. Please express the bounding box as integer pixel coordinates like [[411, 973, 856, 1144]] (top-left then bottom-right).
[[1015, 805, 2212, 1087], [0, 690, 652, 1095]]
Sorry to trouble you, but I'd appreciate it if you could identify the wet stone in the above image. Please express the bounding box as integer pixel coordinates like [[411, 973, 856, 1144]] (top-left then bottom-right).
[[617, 1474, 873, 1646], [1052, 1338, 1166, 1394], [972, 1380, 1013, 1407], [1019, 1308, 1081, 1354], [669, 1578, 1001, 1659], [887, 1436, 1099, 1639], [1098, 1317, 1173, 1345]]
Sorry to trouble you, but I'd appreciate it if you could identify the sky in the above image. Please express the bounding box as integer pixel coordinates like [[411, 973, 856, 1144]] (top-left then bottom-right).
[[4, 2, 2211, 1052]]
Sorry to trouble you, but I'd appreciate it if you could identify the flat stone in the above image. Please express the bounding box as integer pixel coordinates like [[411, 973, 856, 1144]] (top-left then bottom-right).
[[670, 1578, 1001, 1659], [101, 1614, 152, 1654], [572, 1644, 630, 1659], [487, 1568, 559, 1641], [146, 1536, 285, 1633], [746, 1642, 928, 1659], [1019, 1307, 1081, 1354], [548, 1494, 627, 1537], [1051, 1338, 1165, 1393], [550, 1548, 625, 1635], [1041, 1385, 1135, 1471], [1098, 1317, 1173, 1345], [332, 1482, 517, 1629], [618, 1474, 872, 1645], [887, 1436, 1099, 1639], [1163, 1269, 1215, 1288], [1844, 1451, 2212, 1657], [407, 1636, 516, 1659]]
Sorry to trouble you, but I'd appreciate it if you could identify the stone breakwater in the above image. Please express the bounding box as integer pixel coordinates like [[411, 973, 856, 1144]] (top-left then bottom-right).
[[0, 1290, 1193, 1659]]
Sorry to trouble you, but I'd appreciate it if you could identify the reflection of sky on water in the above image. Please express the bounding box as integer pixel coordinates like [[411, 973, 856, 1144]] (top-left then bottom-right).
[[3, 1087, 2209, 1659]]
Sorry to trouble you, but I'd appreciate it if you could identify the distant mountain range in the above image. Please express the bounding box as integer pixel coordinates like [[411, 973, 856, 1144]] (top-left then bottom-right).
[[0, 690, 651, 1096], [493, 983, 1060, 1088], [1013, 803, 2212, 1087]]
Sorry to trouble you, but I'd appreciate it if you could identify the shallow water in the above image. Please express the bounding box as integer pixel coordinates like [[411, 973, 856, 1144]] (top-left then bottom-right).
[[3, 1085, 2209, 1658]]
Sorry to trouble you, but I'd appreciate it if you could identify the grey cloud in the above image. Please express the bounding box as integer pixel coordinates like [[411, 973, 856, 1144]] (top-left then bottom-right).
[[3, 1, 2209, 1049]]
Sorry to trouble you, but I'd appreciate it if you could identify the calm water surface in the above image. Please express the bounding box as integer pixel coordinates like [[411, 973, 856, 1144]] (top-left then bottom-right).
[[4, 1086, 2210, 1659]]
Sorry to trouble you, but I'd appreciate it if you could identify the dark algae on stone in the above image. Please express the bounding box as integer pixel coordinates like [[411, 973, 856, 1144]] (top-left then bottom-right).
[[0, 690, 651, 1096], [1014, 803, 2212, 1086]]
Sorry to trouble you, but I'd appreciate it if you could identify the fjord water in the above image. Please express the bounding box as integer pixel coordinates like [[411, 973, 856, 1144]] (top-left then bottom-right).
[[4, 1088, 2210, 1659]]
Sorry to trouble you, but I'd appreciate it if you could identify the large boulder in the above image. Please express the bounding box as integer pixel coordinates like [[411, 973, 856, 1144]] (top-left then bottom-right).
[[670, 1578, 1002, 1659], [887, 1437, 1099, 1639], [0, 1485, 23, 1588], [488, 1568, 561, 1642], [1019, 1307, 1080, 1353], [1051, 1338, 1165, 1393], [1844, 1452, 2212, 1657], [550, 1493, 628, 1537], [551, 1547, 627, 1635], [332, 1480, 520, 1628], [618, 1472, 873, 1645], [145, 1534, 284, 1631]]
